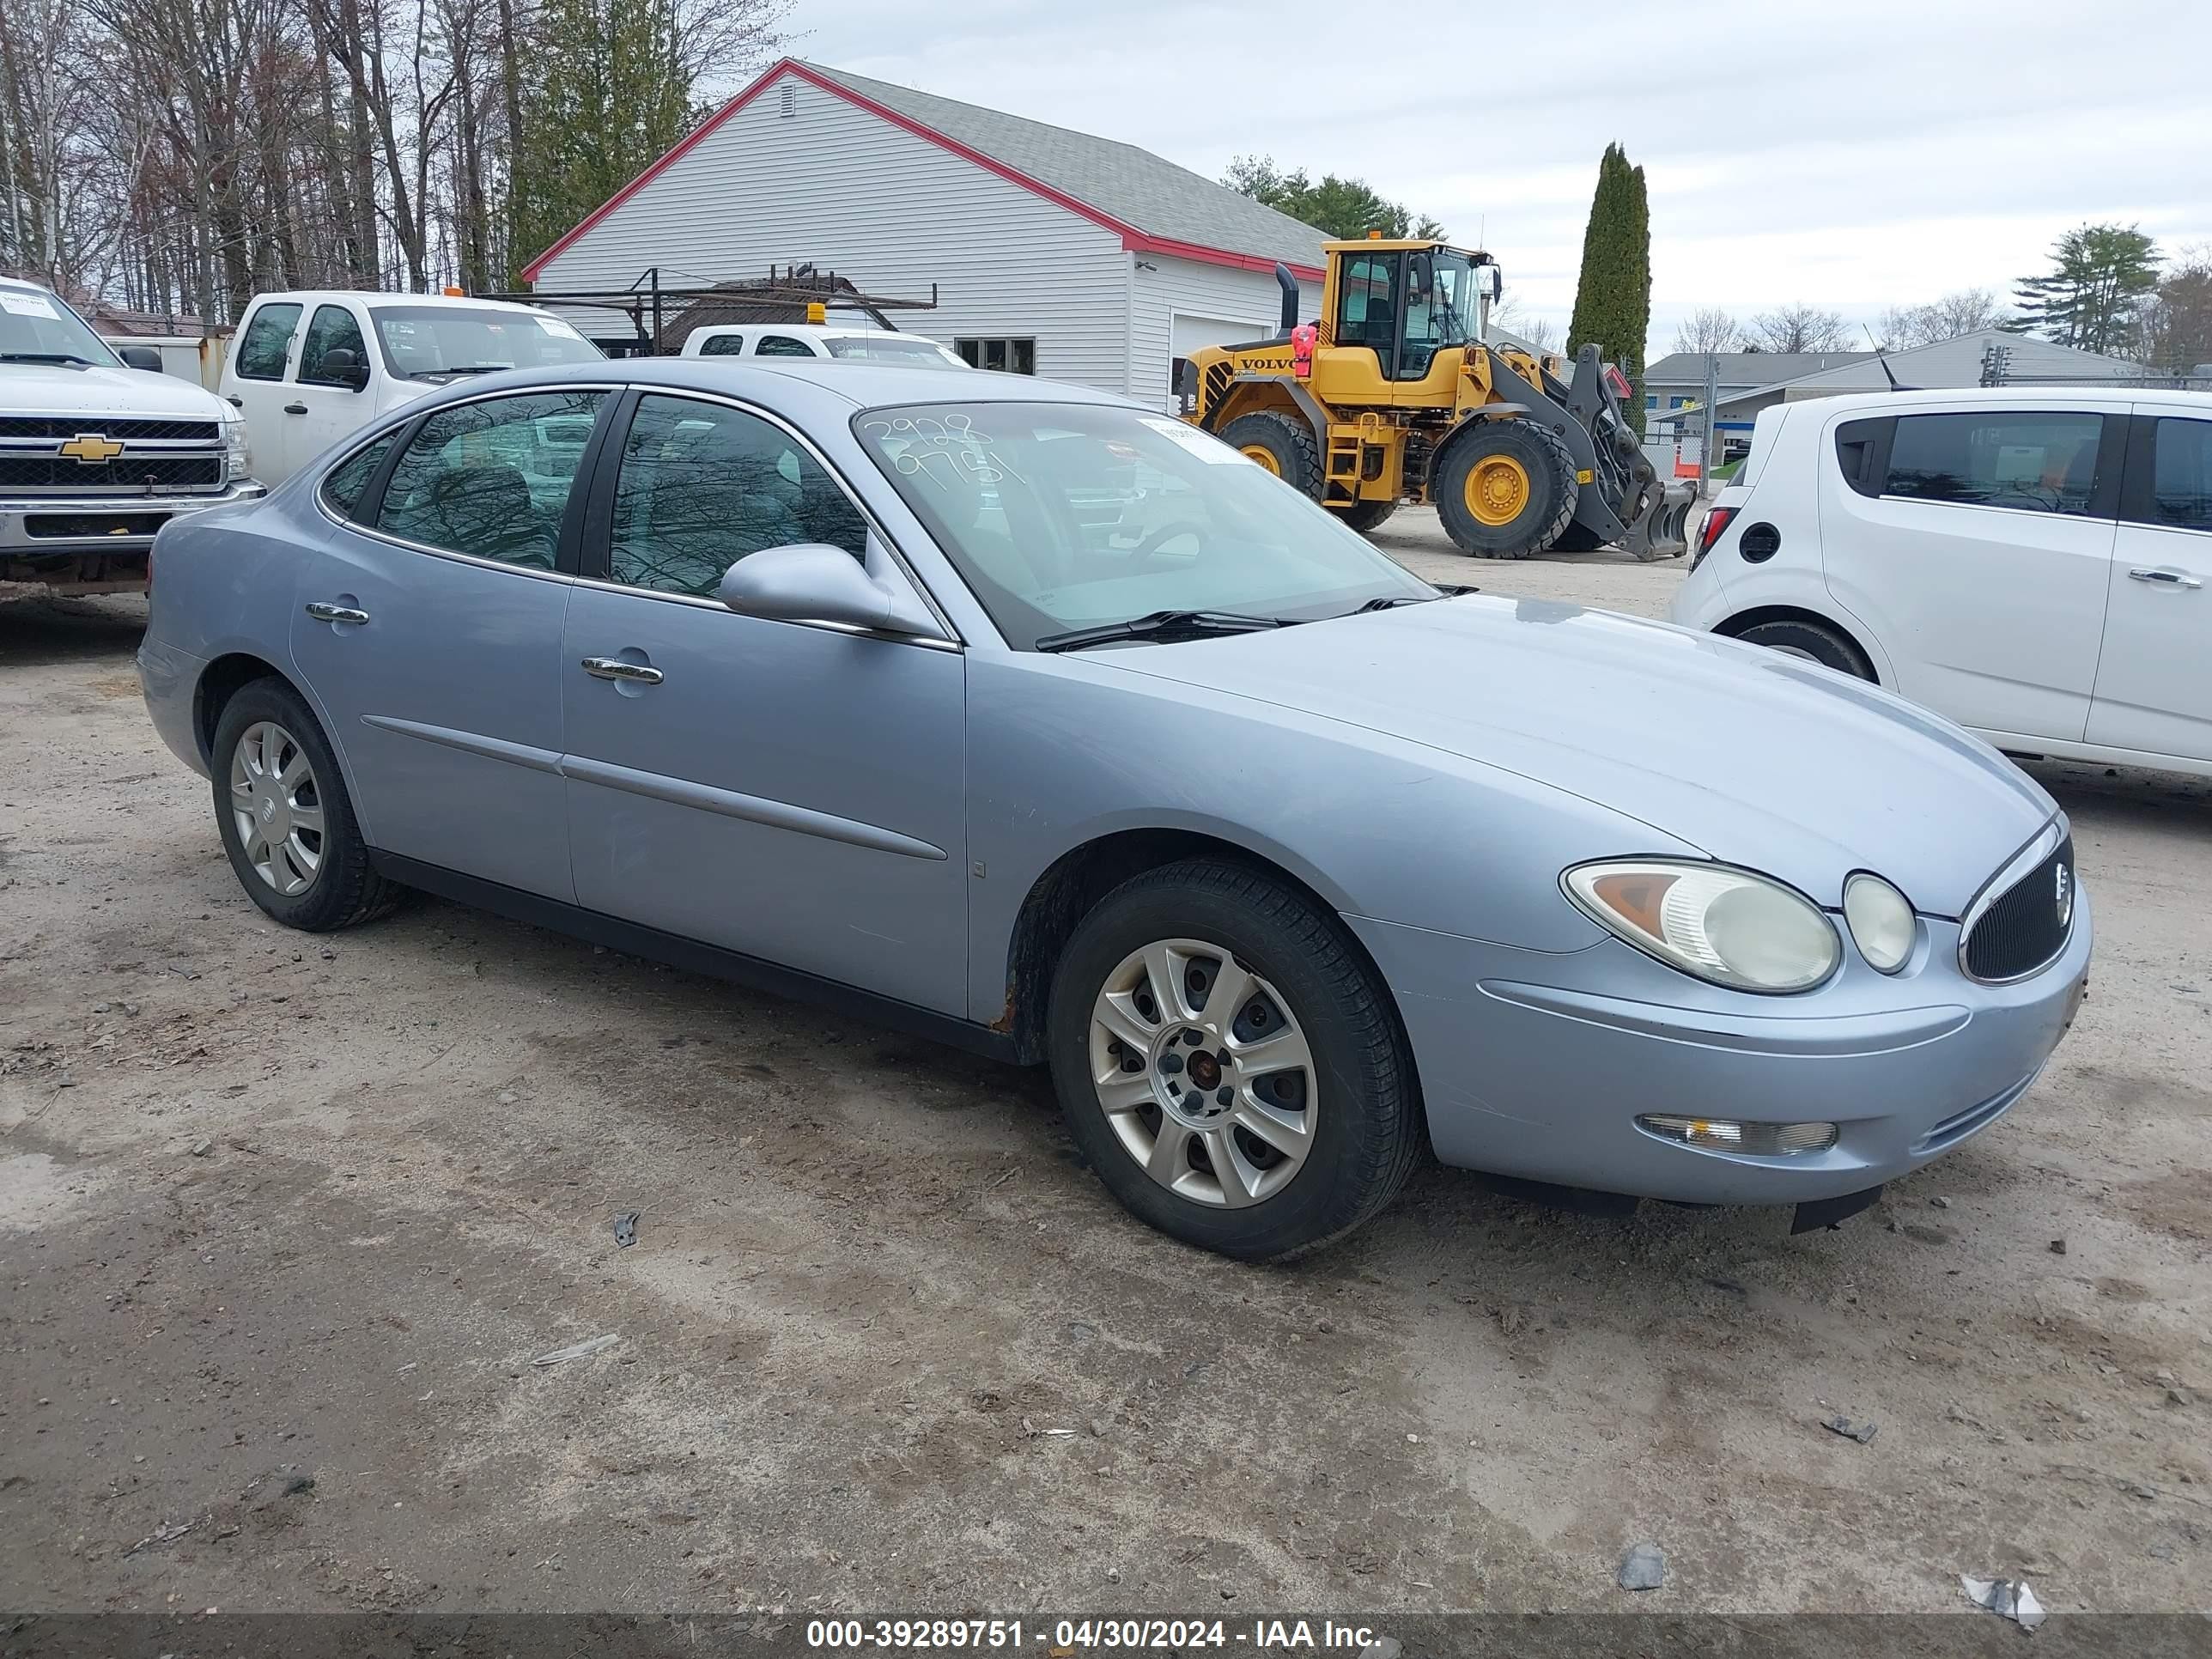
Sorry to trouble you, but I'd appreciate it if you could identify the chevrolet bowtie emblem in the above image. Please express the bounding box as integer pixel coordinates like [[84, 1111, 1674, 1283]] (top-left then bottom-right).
[[59, 433, 125, 465]]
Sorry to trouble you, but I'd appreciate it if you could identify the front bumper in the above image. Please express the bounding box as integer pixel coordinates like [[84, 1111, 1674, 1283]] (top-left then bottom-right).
[[0, 480, 264, 558], [1349, 885, 2092, 1209]]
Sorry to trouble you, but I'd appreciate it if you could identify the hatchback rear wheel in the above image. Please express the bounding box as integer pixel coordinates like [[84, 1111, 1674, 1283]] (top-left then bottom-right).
[[1047, 858, 1422, 1258]]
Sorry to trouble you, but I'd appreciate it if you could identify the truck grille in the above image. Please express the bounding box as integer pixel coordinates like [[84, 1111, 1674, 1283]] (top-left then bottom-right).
[[1962, 836, 2075, 982], [0, 416, 220, 442], [0, 454, 222, 491]]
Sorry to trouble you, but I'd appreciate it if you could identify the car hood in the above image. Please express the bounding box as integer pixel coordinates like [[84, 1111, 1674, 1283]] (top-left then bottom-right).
[[3, 360, 231, 419], [1098, 595, 2055, 918]]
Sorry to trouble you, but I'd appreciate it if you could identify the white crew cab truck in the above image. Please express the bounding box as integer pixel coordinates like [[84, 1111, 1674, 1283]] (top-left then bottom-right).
[[2, 275, 259, 600], [220, 290, 604, 486], [679, 321, 969, 368]]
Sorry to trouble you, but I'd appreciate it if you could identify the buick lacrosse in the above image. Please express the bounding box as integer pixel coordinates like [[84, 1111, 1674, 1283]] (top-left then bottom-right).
[[140, 361, 2090, 1257]]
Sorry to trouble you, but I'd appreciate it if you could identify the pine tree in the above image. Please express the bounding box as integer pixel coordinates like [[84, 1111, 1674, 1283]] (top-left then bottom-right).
[[1566, 143, 1652, 435], [2009, 224, 2161, 355], [511, 0, 697, 276]]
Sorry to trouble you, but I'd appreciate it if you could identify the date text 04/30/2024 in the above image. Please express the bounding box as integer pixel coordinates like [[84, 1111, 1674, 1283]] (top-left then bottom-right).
[[804, 1620, 1382, 1651]]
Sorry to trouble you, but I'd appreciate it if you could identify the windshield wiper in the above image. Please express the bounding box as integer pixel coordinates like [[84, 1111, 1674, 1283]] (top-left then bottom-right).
[[0, 351, 95, 366], [1352, 582, 1478, 613], [1034, 609, 1290, 653]]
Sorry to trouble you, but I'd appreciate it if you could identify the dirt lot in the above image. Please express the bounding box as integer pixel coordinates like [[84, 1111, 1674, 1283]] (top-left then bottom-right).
[[3, 519, 2209, 1624]]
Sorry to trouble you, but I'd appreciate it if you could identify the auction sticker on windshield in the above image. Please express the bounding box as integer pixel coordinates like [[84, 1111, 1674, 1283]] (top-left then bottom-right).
[[1, 291, 61, 318], [1139, 416, 1251, 465]]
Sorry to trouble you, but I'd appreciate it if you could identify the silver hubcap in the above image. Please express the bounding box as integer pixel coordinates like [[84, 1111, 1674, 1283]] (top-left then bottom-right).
[[228, 721, 324, 896], [1088, 939, 1317, 1208]]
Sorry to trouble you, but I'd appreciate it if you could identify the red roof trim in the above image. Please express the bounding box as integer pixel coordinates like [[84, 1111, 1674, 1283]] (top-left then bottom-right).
[[520, 58, 1325, 286]]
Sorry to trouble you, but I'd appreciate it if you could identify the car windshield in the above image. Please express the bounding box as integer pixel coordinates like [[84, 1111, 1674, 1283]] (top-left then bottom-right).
[[854, 402, 1435, 648], [373, 307, 603, 380], [0, 286, 121, 366], [822, 335, 967, 367]]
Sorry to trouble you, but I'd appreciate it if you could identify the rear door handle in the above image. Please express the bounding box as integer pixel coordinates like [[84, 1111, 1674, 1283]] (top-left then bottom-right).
[[2129, 568, 2203, 589], [304, 601, 369, 624], [581, 656, 664, 685], [284, 402, 308, 415]]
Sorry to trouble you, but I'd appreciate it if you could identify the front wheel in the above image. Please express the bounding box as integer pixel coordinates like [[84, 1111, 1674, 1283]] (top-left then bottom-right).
[[1047, 859, 1422, 1259], [1432, 417, 1577, 558]]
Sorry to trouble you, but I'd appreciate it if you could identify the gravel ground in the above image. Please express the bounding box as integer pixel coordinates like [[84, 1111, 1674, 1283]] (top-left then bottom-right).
[[3, 523, 2208, 1623]]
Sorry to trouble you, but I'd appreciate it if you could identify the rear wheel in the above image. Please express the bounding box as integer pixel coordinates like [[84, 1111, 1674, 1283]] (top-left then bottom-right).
[[1433, 418, 1577, 558], [1340, 499, 1398, 533], [1547, 520, 1610, 553], [1731, 617, 1875, 680], [1047, 858, 1422, 1260], [211, 678, 405, 932], [1219, 411, 1322, 499]]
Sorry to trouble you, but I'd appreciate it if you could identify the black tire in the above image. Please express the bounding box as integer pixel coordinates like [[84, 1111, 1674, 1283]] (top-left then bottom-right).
[[1731, 617, 1876, 681], [1547, 520, 1610, 553], [1340, 499, 1398, 533], [210, 677, 405, 932], [1218, 411, 1322, 500], [1432, 417, 1577, 558], [1046, 858, 1422, 1260]]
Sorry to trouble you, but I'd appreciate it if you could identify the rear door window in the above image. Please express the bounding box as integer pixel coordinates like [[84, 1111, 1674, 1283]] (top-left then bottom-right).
[[376, 390, 605, 569], [1883, 411, 2106, 516], [235, 303, 301, 381], [698, 333, 747, 356], [754, 335, 816, 357]]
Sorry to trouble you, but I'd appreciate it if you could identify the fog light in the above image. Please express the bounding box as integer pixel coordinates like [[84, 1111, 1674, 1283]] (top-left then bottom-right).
[[1637, 1115, 1839, 1156]]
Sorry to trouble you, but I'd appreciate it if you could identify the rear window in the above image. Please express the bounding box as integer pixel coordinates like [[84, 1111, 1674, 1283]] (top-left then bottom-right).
[[1884, 411, 2106, 516]]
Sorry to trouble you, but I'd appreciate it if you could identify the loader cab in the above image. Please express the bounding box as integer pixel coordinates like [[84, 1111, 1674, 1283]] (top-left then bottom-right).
[[1322, 238, 1498, 384]]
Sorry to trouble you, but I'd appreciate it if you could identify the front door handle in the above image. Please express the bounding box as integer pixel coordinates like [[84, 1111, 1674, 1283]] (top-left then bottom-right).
[[2129, 568, 2203, 589], [225, 394, 244, 408], [304, 601, 369, 624], [284, 402, 308, 416], [581, 656, 664, 685]]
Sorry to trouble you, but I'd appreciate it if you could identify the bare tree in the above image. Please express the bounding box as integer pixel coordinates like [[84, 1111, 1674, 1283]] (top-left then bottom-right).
[[1741, 303, 1856, 354], [1669, 307, 1742, 355], [1492, 294, 1559, 353], [1875, 288, 2008, 349], [2130, 246, 2212, 370]]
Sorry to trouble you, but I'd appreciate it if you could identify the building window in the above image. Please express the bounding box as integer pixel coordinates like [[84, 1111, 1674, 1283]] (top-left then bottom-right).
[[1644, 394, 1658, 410], [956, 337, 1036, 374]]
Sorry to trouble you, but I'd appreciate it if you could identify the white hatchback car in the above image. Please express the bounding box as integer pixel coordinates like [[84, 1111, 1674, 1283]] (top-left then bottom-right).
[[679, 321, 969, 368], [1671, 387, 2212, 777]]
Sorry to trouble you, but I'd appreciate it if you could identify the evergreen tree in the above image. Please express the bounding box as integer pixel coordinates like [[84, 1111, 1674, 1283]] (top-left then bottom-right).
[[2009, 224, 2161, 355], [1566, 143, 1652, 434], [1224, 155, 1444, 241], [511, 0, 697, 276]]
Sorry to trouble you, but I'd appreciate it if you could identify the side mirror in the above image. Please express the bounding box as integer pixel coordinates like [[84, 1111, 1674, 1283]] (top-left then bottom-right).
[[117, 344, 164, 373], [319, 347, 369, 390], [716, 538, 942, 638]]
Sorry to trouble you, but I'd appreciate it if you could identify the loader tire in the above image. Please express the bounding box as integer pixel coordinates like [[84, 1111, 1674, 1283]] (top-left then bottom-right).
[[1340, 500, 1398, 532], [1434, 418, 1577, 559], [1221, 411, 1322, 500], [1547, 520, 1611, 553]]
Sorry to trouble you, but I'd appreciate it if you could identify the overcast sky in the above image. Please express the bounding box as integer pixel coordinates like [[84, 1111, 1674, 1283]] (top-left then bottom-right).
[[784, 0, 2211, 356]]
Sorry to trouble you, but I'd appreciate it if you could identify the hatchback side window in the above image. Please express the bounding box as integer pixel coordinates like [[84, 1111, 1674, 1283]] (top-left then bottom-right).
[[298, 304, 369, 386], [375, 390, 605, 568], [1884, 411, 2106, 515], [320, 430, 400, 522], [235, 304, 301, 381], [698, 333, 747, 356], [607, 394, 867, 598], [2147, 417, 2212, 532], [754, 335, 815, 357]]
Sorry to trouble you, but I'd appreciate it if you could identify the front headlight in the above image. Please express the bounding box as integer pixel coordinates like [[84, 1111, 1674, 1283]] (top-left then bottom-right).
[[221, 408, 252, 479], [1842, 872, 1915, 973], [1565, 860, 1840, 993]]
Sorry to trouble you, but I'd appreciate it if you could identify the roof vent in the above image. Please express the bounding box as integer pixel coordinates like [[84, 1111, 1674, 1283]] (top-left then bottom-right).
[[779, 82, 798, 118]]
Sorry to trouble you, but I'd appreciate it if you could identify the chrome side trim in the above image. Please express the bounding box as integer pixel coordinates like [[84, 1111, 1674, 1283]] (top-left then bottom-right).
[[359, 715, 562, 774], [1955, 814, 2070, 985], [563, 572, 964, 652], [558, 752, 946, 861]]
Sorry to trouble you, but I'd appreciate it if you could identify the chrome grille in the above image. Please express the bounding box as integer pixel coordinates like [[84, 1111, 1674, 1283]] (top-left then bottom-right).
[[0, 454, 223, 491], [0, 416, 219, 441], [1962, 836, 2075, 982]]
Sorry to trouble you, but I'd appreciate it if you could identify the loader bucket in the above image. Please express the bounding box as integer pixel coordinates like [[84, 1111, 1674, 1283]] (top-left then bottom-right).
[[1624, 479, 1697, 562]]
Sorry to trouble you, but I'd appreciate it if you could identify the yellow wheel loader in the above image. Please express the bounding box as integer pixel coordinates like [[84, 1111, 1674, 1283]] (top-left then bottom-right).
[[1178, 239, 1692, 560]]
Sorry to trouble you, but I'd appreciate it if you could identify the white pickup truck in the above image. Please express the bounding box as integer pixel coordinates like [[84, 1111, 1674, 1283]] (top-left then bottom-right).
[[1, 275, 261, 601], [221, 290, 604, 485]]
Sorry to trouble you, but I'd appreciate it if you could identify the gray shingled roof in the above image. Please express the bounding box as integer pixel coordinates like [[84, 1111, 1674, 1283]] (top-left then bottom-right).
[[806, 63, 1330, 272], [1644, 350, 1875, 388]]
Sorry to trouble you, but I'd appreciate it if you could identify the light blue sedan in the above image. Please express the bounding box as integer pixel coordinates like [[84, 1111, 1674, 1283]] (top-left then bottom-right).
[[138, 361, 2091, 1257]]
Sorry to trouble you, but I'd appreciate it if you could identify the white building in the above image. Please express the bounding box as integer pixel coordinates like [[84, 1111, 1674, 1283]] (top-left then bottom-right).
[[523, 59, 1330, 409]]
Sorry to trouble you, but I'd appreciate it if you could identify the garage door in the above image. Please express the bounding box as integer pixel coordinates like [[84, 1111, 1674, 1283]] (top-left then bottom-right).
[[1168, 314, 1268, 404]]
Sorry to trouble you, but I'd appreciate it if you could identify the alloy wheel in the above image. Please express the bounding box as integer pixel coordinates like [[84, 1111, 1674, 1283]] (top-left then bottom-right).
[[1087, 938, 1317, 1208], [228, 720, 325, 896]]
